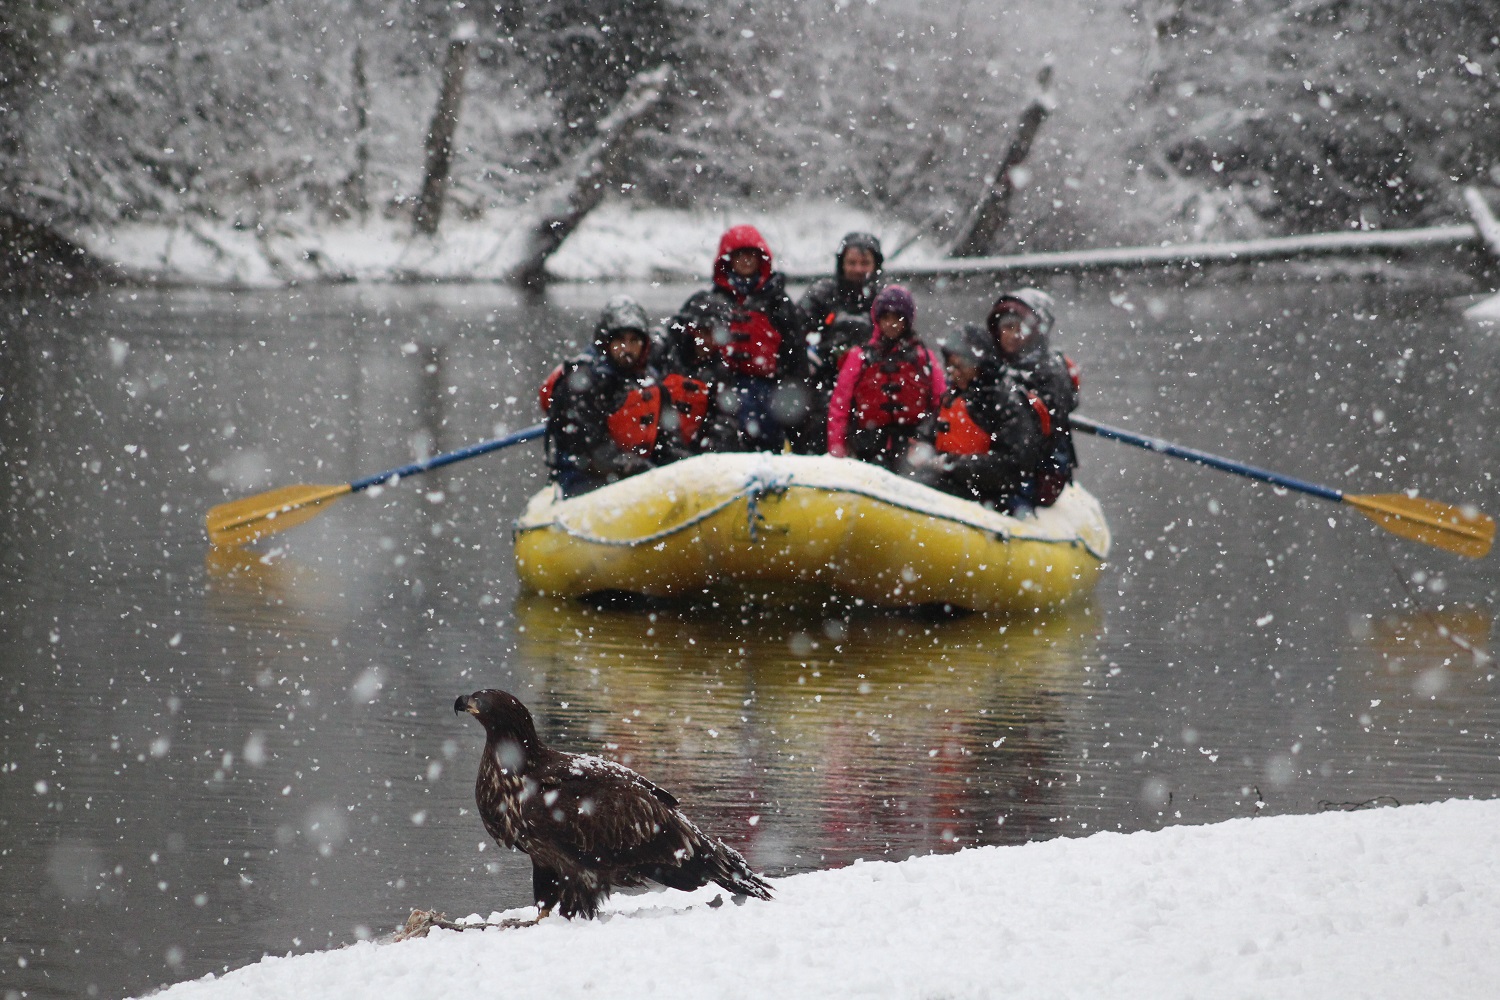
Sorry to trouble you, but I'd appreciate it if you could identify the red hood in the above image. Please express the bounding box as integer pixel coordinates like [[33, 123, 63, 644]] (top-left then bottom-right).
[[713, 224, 773, 294]]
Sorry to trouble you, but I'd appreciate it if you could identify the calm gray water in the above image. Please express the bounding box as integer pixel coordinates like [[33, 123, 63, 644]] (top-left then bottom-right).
[[1, 274, 1497, 999]]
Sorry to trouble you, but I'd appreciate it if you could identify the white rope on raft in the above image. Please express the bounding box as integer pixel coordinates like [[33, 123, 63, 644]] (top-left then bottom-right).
[[519, 470, 1109, 561]]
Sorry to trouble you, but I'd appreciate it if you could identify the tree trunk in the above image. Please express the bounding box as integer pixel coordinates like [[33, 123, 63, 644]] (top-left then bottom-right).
[[412, 22, 476, 237], [509, 64, 672, 287], [0, 207, 118, 293], [347, 40, 371, 223], [946, 64, 1055, 258]]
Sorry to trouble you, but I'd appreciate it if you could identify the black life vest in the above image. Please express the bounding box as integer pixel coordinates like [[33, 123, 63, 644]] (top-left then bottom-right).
[[850, 340, 936, 431]]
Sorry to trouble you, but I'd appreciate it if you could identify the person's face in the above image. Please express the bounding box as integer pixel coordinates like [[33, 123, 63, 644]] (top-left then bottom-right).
[[876, 312, 908, 340], [841, 246, 876, 285], [994, 311, 1029, 356], [686, 324, 716, 363], [729, 248, 763, 279], [945, 353, 979, 391], [606, 330, 649, 371]]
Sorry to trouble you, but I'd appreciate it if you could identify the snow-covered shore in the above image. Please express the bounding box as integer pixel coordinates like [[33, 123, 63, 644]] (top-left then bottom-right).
[[140, 797, 1500, 1000], [79, 200, 925, 288]]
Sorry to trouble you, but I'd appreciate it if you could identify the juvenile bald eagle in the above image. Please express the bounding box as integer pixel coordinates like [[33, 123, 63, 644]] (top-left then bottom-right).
[[455, 689, 773, 919]]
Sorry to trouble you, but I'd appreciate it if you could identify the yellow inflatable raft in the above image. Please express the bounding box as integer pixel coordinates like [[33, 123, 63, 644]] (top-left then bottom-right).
[[513, 453, 1110, 613]]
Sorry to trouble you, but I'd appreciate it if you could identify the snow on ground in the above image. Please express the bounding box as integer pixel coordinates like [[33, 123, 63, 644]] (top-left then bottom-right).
[[1463, 292, 1500, 323], [77, 200, 926, 288], [142, 797, 1500, 1000]]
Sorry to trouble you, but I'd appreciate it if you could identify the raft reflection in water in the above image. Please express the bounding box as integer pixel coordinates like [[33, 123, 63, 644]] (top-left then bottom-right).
[[511, 596, 1102, 873]]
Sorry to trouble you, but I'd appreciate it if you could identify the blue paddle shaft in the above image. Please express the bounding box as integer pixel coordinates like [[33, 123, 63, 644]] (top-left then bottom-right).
[[349, 423, 546, 493], [1071, 415, 1345, 503]]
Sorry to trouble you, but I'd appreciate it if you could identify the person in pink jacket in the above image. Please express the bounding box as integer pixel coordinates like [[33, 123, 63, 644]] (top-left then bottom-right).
[[826, 284, 946, 471]]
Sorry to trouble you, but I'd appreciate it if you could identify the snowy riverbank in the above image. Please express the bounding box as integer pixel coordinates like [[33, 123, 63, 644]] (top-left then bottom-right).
[[77, 200, 926, 288], [140, 797, 1500, 1000]]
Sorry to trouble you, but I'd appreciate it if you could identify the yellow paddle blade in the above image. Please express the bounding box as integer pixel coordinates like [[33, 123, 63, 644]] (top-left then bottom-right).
[[1344, 492, 1495, 559], [205, 483, 352, 547]]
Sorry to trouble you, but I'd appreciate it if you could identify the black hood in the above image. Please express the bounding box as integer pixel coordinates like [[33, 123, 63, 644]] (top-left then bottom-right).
[[836, 231, 884, 280], [592, 295, 651, 353]]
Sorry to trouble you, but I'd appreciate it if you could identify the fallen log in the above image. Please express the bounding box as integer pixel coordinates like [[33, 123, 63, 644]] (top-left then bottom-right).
[[508, 64, 672, 287], [871, 224, 1481, 282], [1460, 187, 1500, 321], [945, 64, 1055, 258], [1461, 187, 1500, 259], [0, 207, 120, 292]]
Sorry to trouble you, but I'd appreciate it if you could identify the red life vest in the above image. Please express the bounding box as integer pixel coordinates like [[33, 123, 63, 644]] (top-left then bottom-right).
[[662, 373, 710, 444], [1064, 354, 1082, 391], [850, 341, 934, 431], [538, 363, 564, 414], [606, 385, 662, 455], [1024, 390, 1052, 437], [934, 396, 992, 455], [720, 309, 781, 378]]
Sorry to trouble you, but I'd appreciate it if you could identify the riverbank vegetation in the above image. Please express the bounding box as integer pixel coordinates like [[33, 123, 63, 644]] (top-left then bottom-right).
[[1, 0, 1497, 284]]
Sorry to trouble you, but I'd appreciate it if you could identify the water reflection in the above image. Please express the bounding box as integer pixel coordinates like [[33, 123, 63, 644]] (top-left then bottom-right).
[[1, 278, 1497, 1000], [511, 596, 1101, 869]]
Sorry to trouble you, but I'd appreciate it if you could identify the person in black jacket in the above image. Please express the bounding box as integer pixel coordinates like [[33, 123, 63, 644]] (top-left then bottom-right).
[[546, 296, 689, 498], [985, 288, 1081, 507], [673, 225, 809, 452], [657, 309, 743, 454], [916, 323, 1045, 512], [795, 232, 884, 452]]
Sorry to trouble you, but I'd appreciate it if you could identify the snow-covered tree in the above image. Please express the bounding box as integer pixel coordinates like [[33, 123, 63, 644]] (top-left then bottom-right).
[[1134, 0, 1500, 232]]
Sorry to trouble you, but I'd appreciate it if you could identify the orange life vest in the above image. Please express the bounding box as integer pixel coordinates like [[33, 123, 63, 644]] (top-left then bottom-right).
[[606, 385, 662, 455], [720, 310, 781, 378], [934, 396, 993, 455], [538, 363, 564, 413], [661, 373, 710, 444]]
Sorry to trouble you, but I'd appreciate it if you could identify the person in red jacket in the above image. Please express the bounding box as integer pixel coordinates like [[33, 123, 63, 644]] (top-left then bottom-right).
[[672, 225, 809, 452], [826, 285, 946, 471]]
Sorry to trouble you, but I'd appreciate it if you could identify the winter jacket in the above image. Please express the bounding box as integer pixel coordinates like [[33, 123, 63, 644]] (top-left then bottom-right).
[[827, 330, 946, 468], [545, 353, 690, 498], [674, 225, 810, 450], [927, 367, 1046, 511], [794, 232, 885, 453], [987, 288, 1080, 505], [655, 318, 744, 453]]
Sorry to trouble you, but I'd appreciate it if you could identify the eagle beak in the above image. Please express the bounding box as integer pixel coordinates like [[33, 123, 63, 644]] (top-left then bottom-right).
[[454, 694, 476, 716]]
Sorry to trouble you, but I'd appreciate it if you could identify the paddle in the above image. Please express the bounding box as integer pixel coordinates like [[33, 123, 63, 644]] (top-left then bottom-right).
[[1071, 415, 1493, 559], [206, 423, 546, 547]]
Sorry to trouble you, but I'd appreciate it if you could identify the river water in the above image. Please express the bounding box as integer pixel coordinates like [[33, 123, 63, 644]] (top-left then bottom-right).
[[1, 273, 1497, 999]]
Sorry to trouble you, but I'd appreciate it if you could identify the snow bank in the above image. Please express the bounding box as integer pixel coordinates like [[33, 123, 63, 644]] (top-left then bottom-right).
[[77, 201, 925, 288], [141, 798, 1500, 1000]]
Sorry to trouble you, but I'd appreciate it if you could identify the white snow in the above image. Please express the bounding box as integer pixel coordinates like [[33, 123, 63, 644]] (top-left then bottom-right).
[[140, 797, 1500, 1000], [77, 200, 927, 288], [1463, 292, 1500, 323]]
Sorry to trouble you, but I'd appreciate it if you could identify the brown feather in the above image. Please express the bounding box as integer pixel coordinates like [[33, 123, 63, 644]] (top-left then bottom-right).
[[457, 689, 773, 919]]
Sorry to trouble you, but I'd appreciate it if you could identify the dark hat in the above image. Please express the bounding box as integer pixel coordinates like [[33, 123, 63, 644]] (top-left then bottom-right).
[[939, 322, 991, 367], [593, 295, 651, 351], [870, 284, 916, 329]]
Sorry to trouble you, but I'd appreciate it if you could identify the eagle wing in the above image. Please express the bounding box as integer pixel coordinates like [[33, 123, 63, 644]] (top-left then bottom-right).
[[523, 753, 702, 871]]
